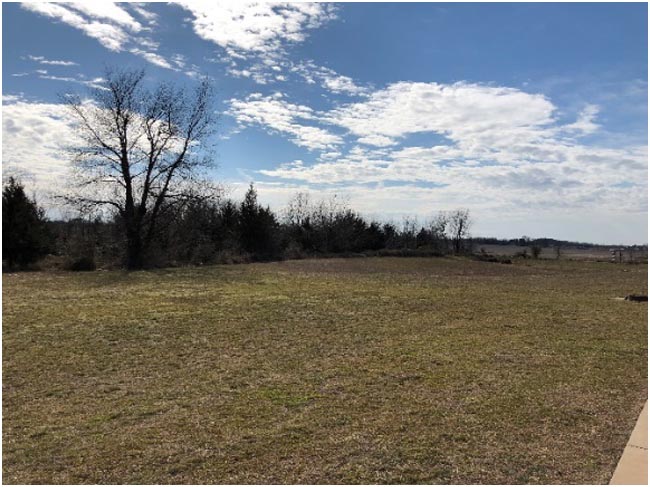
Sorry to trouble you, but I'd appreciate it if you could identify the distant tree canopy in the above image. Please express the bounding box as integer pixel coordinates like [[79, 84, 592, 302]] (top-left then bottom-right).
[[2, 177, 52, 269], [63, 67, 216, 269]]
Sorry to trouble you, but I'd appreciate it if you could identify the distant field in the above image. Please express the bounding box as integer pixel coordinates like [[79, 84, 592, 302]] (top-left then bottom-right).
[[475, 244, 648, 262], [3, 258, 647, 484]]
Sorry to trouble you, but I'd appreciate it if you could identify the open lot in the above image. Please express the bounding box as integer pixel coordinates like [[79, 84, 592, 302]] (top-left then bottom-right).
[[3, 257, 647, 484], [475, 244, 648, 262]]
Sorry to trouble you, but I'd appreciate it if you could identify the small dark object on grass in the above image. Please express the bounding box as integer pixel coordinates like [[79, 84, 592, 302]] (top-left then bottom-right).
[[625, 294, 648, 302]]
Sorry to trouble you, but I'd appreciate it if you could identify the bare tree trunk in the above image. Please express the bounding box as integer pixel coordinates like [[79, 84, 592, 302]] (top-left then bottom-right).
[[126, 229, 144, 269]]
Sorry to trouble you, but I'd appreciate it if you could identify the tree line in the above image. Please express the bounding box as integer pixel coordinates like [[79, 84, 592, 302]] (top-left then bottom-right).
[[2, 177, 474, 270]]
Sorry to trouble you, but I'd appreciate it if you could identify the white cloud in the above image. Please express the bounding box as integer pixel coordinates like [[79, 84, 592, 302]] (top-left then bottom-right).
[[357, 135, 396, 147], [36, 74, 107, 90], [324, 81, 556, 149], [177, 2, 336, 57], [129, 48, 173, 70], [3, 94, 26, 104], [180, 3, 344, 87], [27, 55, 78, 66], [130, 3, 159, 25], [321, 73, 367, 95], [227, 93, 343, 150], [2, 101, 79, 207], [228, 81, 560, 156], [171, 54, 187, 69], [292, 61, 369, 95], [22, 2, 130, 51], [228, 64, 275, 85], [66, 2, 143, 32], [563, 104, 600, 135]]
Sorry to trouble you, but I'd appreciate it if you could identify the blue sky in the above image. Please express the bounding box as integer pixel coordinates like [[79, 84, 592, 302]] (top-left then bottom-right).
[[2, 2, 648, 244]]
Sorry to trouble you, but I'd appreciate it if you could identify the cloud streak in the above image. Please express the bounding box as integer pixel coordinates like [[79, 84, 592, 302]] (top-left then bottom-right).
[[27, 55, 79, 66], [21, 2, 184, 72], [227, 92, 343, 150]]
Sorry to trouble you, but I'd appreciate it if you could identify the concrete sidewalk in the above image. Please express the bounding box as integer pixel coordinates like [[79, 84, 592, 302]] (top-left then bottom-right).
[[610, 402, 647, 485]]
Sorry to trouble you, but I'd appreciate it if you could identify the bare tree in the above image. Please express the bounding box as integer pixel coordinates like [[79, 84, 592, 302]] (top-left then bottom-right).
[[402, 216, 419, 249], [428, 212, 448, 253], [63, 67, 217, 269], [284, 192, 311, 227], [448, 209, 472, 254]]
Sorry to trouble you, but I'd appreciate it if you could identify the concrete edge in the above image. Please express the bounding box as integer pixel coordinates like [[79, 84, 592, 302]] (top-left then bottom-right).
[[610, 402, 648, 485]]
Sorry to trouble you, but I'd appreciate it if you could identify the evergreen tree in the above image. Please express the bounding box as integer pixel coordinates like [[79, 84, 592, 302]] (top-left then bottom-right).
[[2, 178, 52, 268], [239, 184, 279, 259]]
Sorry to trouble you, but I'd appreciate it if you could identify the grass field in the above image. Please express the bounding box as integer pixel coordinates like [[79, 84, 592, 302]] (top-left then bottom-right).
[[3, 257, 647, 484], [475, 244, 648, 262]]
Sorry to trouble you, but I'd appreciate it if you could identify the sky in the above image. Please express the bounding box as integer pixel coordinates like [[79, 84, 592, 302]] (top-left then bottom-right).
[[2, 2, 648, 244]]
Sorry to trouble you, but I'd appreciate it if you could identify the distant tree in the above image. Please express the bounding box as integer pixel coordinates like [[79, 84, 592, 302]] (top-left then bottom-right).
[[329, 209, 368, 253], [239, 184, 279, 259], [364, 221, 386, 251], [63, 67, 216, 269], [217, 200, 241, 250], [166, 198, 220, 264], [284, 192, 311, 227], [448, 209, 472, 254], [382, 222, 398, 249], [429, 213, 449, 253], [2, 178, 52, 269], [519, 235, 531, 247], [416, 227, 432, 248], [402, 216, 419, 249], [284, 192, 315, 251], [530, 244, 542, 259]]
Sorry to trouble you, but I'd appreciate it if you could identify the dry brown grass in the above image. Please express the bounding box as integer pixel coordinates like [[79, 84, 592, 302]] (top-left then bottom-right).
[[3, 257, 647, 483]]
